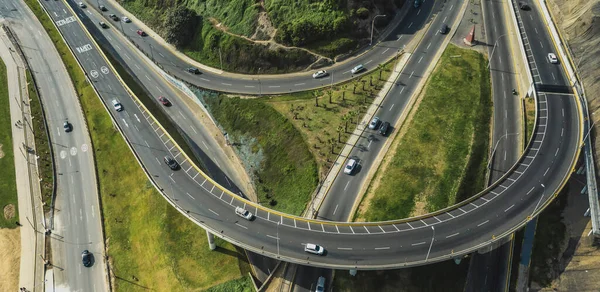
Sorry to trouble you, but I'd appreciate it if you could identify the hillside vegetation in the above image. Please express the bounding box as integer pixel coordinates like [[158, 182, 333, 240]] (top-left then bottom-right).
[[121, 0, 403, 73]]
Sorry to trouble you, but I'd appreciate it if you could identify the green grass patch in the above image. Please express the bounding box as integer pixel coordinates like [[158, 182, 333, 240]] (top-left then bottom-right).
[[333, 259, 469, 292], [24, 0, 251, 289], [201, 92, 318, 215], [269, 61, 395, 176], [205, 274, 254, 292], [529, 184, 569, 288], [524, 97, 535, 146], [356, 44, 492, 221], [0, 57, 19, 228], [25, 70, 54, 211]]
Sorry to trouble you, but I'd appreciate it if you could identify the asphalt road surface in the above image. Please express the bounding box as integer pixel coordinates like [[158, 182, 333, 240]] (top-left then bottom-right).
[[23, 0, 581, 271], [1, 0, 108, 291]]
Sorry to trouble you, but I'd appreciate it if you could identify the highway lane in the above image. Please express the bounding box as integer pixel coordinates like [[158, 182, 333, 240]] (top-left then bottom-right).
[[466, 0, 523, 290], [1, 0, 108, 291], [318, 0, 460, 224], [32, 0, 582, 270], [84, 0, 437, 94]]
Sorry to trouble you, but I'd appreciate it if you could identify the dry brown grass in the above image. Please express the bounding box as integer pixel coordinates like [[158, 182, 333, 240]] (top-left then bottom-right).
[[0, 228, 20, 292]]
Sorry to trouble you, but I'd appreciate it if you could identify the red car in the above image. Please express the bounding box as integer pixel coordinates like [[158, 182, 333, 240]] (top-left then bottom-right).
[[158, 96, 171, 106], [136, 29, 147, 36]]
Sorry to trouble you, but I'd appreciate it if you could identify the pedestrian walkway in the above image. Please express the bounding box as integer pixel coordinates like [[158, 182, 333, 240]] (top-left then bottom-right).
[[0, 26, 47, 292]]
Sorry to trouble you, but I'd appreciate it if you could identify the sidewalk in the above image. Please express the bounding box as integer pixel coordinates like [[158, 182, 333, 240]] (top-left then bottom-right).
[[0, 26, 47, 292]]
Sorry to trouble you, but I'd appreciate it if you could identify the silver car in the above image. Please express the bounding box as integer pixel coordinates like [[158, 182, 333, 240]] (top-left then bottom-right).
[[351, 64, 365, 74], [235, 207, 253, 220], [368, 117, 380, 129], [304, 243, 325, 255]]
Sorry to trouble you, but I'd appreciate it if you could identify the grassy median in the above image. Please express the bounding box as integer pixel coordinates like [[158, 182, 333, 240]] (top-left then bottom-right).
[[24, 0, 250, 290], [0, 57, 19, 228], [524, 97, 536, 145], [355, 44, 492, 221]]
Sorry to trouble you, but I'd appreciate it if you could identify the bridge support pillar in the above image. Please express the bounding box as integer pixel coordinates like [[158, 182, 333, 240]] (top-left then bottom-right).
[[349, 269, 357, 277], [206, 230, 216, 250]]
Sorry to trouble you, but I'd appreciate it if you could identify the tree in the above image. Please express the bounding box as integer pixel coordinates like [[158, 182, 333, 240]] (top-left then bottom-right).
[[163, 6, 200, 48], [378, 63, 384, 80], [353, 78, 359, 94], [313, 90, 320, 107], [342, 114, 349, 132], [328, 138, 336, 154], [327, 89, 333, 104], [337, 125, 344, 142], [360, 77, 366, 90], [341, 85, 347, 100], [370, 75, 373, 86]]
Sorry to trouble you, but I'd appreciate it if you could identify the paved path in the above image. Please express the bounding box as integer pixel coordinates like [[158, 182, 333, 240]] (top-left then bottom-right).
[[0, 25, 46, 292]]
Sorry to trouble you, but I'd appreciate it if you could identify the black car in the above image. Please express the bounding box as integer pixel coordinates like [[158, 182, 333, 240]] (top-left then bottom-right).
[[186, 67, 200, 74], [379, 121, 391, 136], [518, 2, 530, 10], [439, 24, 449, 35], [164, 156, 179, 170], [109, 14, 119, 21], [99, 5, 107, 11], [63, 121, 72, 132], [82, 250, 93, 267], [99, 21, 108, 28]]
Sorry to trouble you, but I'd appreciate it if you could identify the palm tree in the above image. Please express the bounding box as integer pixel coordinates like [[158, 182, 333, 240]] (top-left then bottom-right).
[[328, 138, 336, 154], [353, 79, 359, 94], [378, 63, 384, 80], [327, 89, 333, 104], [313, 90, 320, 107], [342, 114, 349, 132], [341, 85, 347, 100], [337, 125, 344, 142]]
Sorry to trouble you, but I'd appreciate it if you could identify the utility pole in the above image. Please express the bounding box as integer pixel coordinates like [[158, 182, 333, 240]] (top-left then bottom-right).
[[370, 14, 387, 45]]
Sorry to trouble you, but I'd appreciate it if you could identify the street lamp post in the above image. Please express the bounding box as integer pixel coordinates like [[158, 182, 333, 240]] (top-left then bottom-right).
[[425, 226, 435, 262], [488, 33, 514, 69], [370, 14, 387, 46], [487, 132, 519, 169], [276, 222, 280, 257], [257, 67, 262, 97]]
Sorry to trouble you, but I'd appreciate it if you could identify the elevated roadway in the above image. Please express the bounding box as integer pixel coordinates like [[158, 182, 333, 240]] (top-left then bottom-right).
[[30, 0, 583, 270]]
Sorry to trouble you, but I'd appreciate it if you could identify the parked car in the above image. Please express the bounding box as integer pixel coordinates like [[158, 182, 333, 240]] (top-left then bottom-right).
[[109, 14, 119, 21], [379, 121, 390, 136], [439, 24, 450, 35], [99, 21, 108, 29], [99, 5, 107, 11], [163, 156, 179, 170], [304, 243, 325, 255], [111, 99, 123, 112], [78, 2, 86, 8], [351, 64, 365, 74], [547, 52, 558, 64], [136, 29, 147, 36], [312, 70, 328, 79], [235, 207, 253, 220], [122, 16, 131, 23], [186, 67, 200, 74], [368, 116, 380, 130], [63, 120, 72, 132], [518, 2, 530, 10], [315, 276, 326, 292], [158, 96, 171, 106], [82, 250, 93, 267], [344, 158, 357, 175]]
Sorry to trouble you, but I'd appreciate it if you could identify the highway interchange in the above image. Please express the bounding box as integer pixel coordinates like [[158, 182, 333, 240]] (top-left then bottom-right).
[[2, 0, 583, 290]]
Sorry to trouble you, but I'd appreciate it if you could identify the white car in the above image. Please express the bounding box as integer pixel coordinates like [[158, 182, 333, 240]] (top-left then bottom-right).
[[351, 64, 365, 74], [78, 2, 86, 8], [122, 16, 131, 23], [547, 53, 558, 64], [111, 99, 123, 112], [344, 158, 357, 175], [368, 116, 380, 129], [312, 70, 327, 79], [235, 207, 253, 220], [315, 276, 326, 292], [304, 243, 324, 255]]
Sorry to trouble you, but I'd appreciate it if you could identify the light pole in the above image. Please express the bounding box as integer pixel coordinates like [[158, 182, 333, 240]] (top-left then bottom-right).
[[276, 221, 280, 257], [425, 226, 435, 262], [219, 47, 223, 70], [488, 33, 514, 69], [370, 14, 387, 46], [257, 67, 262, 97], [582, 121, 595, 147], [487, 132, 519, 169], [531, 183, 546, 218]]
